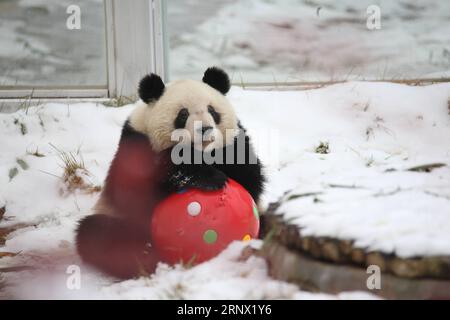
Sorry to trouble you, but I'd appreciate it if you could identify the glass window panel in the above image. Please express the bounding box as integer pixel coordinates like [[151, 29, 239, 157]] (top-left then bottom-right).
[[0, 0, 106, 87], [166, 0, 450, 83]]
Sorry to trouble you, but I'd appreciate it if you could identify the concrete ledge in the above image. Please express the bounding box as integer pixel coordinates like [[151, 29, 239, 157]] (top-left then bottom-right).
[[260, 210, 450, 280], [259, 241, 450, 299]]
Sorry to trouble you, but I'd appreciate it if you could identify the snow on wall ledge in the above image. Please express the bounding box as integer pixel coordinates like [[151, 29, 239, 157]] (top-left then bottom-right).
[[0, 81, 449, 298]]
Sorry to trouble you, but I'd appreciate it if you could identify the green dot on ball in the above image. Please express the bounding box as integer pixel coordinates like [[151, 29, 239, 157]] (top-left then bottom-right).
[[253, 206, 259, 220], [203, 229, 218, 244]]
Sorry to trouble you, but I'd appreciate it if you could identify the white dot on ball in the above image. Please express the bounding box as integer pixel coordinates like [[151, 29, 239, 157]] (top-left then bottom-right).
[[187, 201, 201, 216]]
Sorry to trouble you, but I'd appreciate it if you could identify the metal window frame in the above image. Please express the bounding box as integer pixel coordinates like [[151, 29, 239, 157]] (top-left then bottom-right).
[[105, 0, 166, 99], [0, 0, 165, 107]]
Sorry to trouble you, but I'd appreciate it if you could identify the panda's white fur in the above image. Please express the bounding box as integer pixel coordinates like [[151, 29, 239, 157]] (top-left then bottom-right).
[[129, 79, 239, 153]]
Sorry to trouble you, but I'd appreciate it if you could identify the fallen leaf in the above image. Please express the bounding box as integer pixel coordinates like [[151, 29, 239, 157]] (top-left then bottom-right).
[[0, 252, 18, 258]]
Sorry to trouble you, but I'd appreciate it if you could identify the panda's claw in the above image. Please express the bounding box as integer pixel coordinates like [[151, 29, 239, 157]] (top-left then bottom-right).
[[171, 165, 227, 191], [192, 178, 226, 191]]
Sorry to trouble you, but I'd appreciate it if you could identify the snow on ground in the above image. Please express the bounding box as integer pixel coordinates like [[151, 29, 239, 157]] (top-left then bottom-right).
[[169, 0, 450, 82], [1, 241, 376, 300], [243, 82, 450, 258], [1, 81, 450, 299]]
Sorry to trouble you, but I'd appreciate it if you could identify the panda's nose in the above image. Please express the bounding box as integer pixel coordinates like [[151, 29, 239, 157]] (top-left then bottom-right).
[[197, 126, 213, 135]]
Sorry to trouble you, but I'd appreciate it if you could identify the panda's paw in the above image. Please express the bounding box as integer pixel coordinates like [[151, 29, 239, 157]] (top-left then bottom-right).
[[189, 167, 227, 191]]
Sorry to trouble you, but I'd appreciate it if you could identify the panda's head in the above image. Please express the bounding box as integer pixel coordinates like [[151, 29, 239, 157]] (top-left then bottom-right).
[[129, 67, 239, 152]]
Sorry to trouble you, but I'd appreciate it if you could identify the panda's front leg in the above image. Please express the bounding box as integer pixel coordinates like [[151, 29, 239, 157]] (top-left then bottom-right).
[[168, 163, 227, 191]]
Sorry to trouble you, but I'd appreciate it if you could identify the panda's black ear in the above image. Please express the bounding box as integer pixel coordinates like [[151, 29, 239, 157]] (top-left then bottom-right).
[[138, 74, 165, 103], [202, 67, 230, 95]]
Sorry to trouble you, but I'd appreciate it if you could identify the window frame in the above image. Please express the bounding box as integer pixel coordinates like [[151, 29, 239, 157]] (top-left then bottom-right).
[[0, 0, 166, 102]]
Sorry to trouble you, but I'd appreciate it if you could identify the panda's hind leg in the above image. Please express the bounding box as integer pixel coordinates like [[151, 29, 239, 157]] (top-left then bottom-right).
[[76, 214, 159, 279]]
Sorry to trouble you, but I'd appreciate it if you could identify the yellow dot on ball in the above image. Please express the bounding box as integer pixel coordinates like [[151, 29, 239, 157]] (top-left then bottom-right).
[[243, 234, 251, 241]]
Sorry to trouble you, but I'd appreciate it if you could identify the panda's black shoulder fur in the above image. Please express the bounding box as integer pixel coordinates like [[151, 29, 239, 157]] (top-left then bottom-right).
[[120, 119, 148, 142], [212, 122, 265, 202]]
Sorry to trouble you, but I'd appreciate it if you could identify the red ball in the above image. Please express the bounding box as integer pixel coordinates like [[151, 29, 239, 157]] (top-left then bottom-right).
[[151, 179, 259, 265]]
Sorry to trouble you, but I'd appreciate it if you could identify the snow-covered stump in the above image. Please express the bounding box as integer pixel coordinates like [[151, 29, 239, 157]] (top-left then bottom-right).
[[259, 240, 450, 300], [259, 210, 450, 299]]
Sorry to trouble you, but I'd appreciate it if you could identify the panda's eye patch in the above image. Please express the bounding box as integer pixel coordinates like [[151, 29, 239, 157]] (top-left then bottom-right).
[[208, 105, 221, 124], [174, 108, 189, 129]]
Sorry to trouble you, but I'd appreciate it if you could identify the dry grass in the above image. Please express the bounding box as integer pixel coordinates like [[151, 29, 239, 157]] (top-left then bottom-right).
[[16, 158, 29, 170], [27, 147, 45, 157], [50, 144, 101, 194], [366, 155, 375, 167], [13, 118, 27, 135], [58, 148, 85, 178], [0, 252, 18, 258], [315, 141, 330, 154], [287, 192, 323, 201], [183, 254, 198, 269], [0, 223, 33, 246], [407, 163, 446, 173], [102, 95, 134, 108], [8, 168, 18, 181]]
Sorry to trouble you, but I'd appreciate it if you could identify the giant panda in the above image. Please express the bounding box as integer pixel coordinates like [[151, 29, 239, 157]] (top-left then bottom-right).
[[76, 67, 265, 279]]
